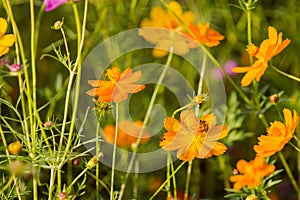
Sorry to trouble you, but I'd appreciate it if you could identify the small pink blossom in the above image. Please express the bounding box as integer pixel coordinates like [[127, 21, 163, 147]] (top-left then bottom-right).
[[9, 64, 21, 72], [213, 60, 237, 79], [44, 0, 68, 12]]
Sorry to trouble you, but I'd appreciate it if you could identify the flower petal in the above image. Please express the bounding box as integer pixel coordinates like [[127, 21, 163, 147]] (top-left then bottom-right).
[[0, 18, 8, 36]]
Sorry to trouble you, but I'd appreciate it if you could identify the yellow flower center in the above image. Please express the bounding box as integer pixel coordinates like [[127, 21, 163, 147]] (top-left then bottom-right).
[[106, 67, 121, 83], [165, 19, 178, 29], [198, 23, 210, 36], [247, 44, 259, 57]]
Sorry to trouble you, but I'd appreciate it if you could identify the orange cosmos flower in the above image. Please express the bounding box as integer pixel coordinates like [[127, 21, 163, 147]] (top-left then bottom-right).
[[87, 67, 145, 103], [230, 157, 275, 190], [102, 120, 150, 148], [139, 1, 197, 58], [187, 23, 224, 47], [232, 26, 290, 86], [254, 108, 299, 157], [160, 109, 228, 161], [0, 18, 15, 57]]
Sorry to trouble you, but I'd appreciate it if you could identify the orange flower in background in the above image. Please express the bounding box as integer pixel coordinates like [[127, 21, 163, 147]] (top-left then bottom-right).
[[139, 28, 196, 58], [87, 67, 145, 103], [230, 157, 275, 190], [254, 108, 299, 157], [187, 23, 224, 47], [102, 120, 150, 148], [140, 1, 194, 31], [0, 18, 15, 57], [139, 1, 197, 58], [160, 109, 228, 161], [232, 26, 290, 86]]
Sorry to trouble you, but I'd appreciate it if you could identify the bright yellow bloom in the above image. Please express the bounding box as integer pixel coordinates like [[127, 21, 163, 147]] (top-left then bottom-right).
[[102, 121, 150, 148], [230, 157, 275, 190], [160, 109, 228, 161], [254, 108, 299, 157], [87, 67, 145, 103], [0, 18, 15, 57], [140, 1, 194, 31], [232, 26, 290, 86], [139, 1, 196, 58]]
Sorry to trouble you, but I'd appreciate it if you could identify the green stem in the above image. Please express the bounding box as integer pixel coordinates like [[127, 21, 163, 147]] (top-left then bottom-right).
[[246, 0, 253, 64], [48, 168, 56, 200], [293, 135, 300, 144], [33, 4, 45, 56], [29, 0, 38, 199], [169, 154, 177, 199], [58, 0, 88, 168], [288, 141, 300, 153], [167, 153, 171, 198], [133, 161, 139, 198], [171, 104, 192, 118], [270, 65, 300, 83], [96, 122, 100, 200], [149, 161, 186, 200], [67, 168, 88, 192], [200, 45, 252, 106], [278, 151, 300, 194], [0, 176, 14, 195], [0, 125, 22, 199], [218, 155, 230, 189], [110, 103, 119, 200], [17, 74, 31, 152], [117, 48, 174, 200], [184, 161, 193, 200]]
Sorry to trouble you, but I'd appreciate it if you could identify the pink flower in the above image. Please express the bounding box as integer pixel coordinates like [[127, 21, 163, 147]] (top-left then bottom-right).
[[213, 60, 237, 79], [9, 64, 21, 72], [44, 0, 68, 12]]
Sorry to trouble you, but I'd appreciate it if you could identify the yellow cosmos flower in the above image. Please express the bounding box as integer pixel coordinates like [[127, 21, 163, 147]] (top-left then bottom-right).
[[254, 108, 299, 157], [160, 109, 228, 161], [139, 1, 196, 58], [140, 1, 194, 30], [230, 157, 275, 190], [0, 18, 15, 57], [232, 26, 290, 86]]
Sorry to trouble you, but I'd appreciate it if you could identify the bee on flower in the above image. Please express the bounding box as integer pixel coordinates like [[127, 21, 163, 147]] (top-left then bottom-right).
[[160, 109, 228, 161]]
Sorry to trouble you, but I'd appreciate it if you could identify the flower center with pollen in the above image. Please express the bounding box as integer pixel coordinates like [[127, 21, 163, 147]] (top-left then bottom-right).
[[106, 67, 120, 83], [198, 120, 209, 134]]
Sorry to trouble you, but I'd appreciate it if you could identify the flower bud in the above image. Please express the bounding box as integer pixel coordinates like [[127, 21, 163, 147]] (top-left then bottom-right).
[[246, 194, 257, 200], [269, 94, 279, 104], [232, 168, 239, 175], [52, 20, 63, 30], [44, 120, 54, 128], [9, 64, 21, 73], [58, 191, 67, 200], [8, 141, 22, 155], [86, 156, 99, 169], [73, 158, 80, 166], [192, 93, 209, 105]]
